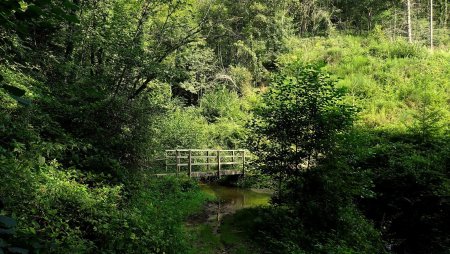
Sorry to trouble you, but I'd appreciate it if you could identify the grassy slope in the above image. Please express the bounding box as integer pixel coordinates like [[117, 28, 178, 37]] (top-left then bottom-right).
[[279, 34, 450, 131]]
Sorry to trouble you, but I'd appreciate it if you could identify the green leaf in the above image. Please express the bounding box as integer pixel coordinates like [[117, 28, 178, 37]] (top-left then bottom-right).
[[1, 84, 25, 97], [62, 0, 80, 11], [35, 0, 52, 5], [63, 14, 80, 24], [25, 5, 44, 17], [38, 156, 45, 166], [28, 227, 36, 235], [51, 6, 65, 17], [0, 216, 16, 229]]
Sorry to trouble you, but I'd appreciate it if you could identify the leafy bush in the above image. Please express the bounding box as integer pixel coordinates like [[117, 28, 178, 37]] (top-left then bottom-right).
[[245, 62, 384, 252], [0, 65, 212, 253], [342, 129, 450, 253], [229, 204, 383, 254], [249, 62, 356, 180], [0, 154, 209, 253], [147, 107, 210, 157], [227, 66, 254, 94]]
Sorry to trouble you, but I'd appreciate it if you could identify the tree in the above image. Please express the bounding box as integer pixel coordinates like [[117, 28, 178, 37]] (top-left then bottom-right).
[[202, 0, 292, 83], [248, 63, 356, 195], [331, 0, 398, 32], [287, 0, 332, 36], [247, 63, 384, 253]]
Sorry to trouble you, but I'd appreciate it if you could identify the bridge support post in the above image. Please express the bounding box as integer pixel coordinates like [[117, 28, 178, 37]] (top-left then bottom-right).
[[165, 150, 168, 172], [188, 150, 192, 178], [242, 150, 246, 176], [217, 150, 221, 179], [207, 150, 210, 171], [176, 150, 180, 176]]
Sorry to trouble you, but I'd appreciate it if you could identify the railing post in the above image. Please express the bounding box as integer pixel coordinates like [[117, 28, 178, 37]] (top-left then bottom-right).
[[188, 150, 192, 178], [217, 150, 221, 179], [176, 149, 180, 176], [165, 150, 168, 172], [242, 150, 246, 176], [206, 150, 210, 172]]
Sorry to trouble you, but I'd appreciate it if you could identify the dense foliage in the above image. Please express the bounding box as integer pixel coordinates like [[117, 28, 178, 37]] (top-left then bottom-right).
[[243, 35, 449, 253], [1, 0, 449, 253], [247, 64, 383, 253]]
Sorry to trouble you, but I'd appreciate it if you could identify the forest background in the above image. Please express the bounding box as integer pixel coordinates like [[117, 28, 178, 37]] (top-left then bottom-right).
[[1, 0, 449, 253]]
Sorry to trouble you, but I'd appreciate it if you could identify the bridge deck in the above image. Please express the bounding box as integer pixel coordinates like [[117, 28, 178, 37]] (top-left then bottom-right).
[[155, 170, 244, 178]]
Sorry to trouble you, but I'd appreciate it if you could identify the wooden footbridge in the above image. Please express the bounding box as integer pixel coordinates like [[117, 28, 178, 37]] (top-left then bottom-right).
[[157, 149, 246, 178]]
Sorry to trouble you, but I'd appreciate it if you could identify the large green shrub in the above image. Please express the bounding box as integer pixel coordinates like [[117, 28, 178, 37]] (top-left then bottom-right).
[[246, 63, 383, 252], [249, 62, 356, 180], [0, 153, 209, 253]]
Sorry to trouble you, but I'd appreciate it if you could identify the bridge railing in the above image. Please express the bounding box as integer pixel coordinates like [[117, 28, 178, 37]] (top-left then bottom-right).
[[164, 149, 246, 178]]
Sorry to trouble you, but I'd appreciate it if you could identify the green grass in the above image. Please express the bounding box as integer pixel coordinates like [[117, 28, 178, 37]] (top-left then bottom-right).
[[188, 224, 223, 254], [188, 212, 262, 254], [220, 214, 258, 254], [278, 35, 450, 131]]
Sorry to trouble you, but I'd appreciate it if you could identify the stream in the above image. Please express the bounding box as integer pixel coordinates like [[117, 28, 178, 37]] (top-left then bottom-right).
[[188, 184, 272, 231]]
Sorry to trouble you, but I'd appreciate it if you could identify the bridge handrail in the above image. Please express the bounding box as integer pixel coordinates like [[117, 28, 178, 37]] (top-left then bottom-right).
[[163, 149, 247, 178], [165, 149, 245, 152]]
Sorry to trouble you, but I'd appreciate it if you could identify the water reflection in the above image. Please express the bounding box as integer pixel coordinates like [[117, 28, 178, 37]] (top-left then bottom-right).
[[199, 184, 271, 226]]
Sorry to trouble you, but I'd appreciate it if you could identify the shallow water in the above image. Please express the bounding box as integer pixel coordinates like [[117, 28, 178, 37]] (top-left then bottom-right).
[[201, 184, 272, 208], [191, 184, 271, 228]]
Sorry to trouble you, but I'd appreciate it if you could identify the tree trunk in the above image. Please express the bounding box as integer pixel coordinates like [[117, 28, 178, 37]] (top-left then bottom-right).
[[430, 0, 434, 50], [394, 7, 398, 40], [64, 0, 80, 60], [407, 0, 413, 43], [445, 0, 448, 27]]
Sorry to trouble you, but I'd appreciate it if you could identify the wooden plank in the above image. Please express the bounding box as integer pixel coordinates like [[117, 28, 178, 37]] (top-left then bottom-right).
[[163, 149, 248, 174], [214, 162, 241, 165], [166, 156, 189, 159], [220, 170, 243, 175], [189, 170, 243, 178], [166, 149, 245, 152], [167, 163, 189, 166], [190, 155, 218, 158], [155, 170, 243, 178], [217, 155, 241, 158], [166, 155, 236, 159], [166, 162, 241, 166]]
